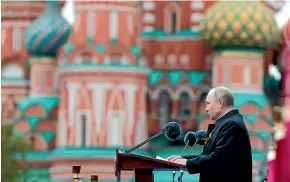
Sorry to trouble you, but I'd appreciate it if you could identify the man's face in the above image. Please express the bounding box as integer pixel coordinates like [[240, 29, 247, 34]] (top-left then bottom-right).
[[205, 94, 223, 120]]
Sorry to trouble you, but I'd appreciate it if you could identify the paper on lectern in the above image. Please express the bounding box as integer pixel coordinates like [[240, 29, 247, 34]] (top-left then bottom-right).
[[156, 156, 168, 161]]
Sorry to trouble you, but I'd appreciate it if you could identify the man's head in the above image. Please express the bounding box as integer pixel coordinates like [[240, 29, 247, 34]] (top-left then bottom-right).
[[205, 86, 234, 120]]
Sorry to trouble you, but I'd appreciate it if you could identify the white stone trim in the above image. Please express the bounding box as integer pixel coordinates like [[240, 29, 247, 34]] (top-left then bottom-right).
[[191, 1, 204, 10], [1, 12, 41, 18], [168, 54, 176, 65], [61, 77, 148, 85], [224, 65, 230, 87], [57, 66, 151, 75], [154, 55, 163, 64], [1, 79, 29, 86], [87, 10, 95, 38], [1, 89, 28, 94], [175, 85, 196, 100], [1, 21, 31, 27], [88, 84, 113, 134], [143, 1, 155, 10], [191, 13, 204, 23], [180, 54, 189, 65], [191, 25, 200, 32], [143, 26, 154, 32], [2, 2, 45, 7], [119, 84, 138, 132], [76, 5, 137, 13], [244, 65, 251, 85], [143, 13, 155, 24], [107, 110, 125, 146], [110, 11, 118, 40], [58, 111, 67, 147], [66, 83, 81, 126], [140, 36, 200, 41], [120, 56, 129, 65], [151, 85, 176, 100]]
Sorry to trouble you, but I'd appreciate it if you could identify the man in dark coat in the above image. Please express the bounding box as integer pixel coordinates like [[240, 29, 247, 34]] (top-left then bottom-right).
[[167, 86, 252, 182]]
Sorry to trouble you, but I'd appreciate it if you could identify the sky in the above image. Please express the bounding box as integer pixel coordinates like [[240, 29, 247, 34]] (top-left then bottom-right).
[[61, 0, 290, 28]]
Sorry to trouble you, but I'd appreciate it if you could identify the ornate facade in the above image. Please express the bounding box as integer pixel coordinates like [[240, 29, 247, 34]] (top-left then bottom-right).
[[1, 1, 288, 181]]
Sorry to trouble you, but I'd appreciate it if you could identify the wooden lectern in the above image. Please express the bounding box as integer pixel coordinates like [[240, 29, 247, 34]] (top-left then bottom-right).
[[114, 149, 186, 182]]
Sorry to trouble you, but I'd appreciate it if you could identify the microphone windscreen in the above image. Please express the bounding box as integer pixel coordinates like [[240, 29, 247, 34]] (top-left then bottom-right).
[[196, 129, 207, 145], [184, 132, 196, 147], [164, 121, 182, 141]]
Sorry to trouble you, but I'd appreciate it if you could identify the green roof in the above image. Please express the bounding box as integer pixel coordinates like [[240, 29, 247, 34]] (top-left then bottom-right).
[[149, 71, 210, 86], [63, 44, 141, 57], [140, 29, 200, 38], [243, 114, 260, 125], [249, 131, 271, 141], [13, 152, 50, 161], [39, 132, 55, 145], [17, 97, 59, 116], [233, 92, 270, 110], [12, 116, 44, 131]]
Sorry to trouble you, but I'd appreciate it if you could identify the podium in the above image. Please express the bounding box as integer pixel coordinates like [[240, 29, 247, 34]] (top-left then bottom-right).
[[114, 149, 186, 182]]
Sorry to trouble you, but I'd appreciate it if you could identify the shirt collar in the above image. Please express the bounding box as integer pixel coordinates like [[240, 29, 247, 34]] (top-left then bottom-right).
[[215, 109, 239, 127]]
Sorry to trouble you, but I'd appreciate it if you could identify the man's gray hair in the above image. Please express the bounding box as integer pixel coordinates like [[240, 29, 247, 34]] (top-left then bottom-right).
[[208, 86, 234, 107]]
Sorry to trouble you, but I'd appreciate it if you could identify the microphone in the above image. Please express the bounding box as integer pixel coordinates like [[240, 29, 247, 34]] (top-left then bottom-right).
[[184, 132, 197, 147], [125, 121, 182, 153], [196, 129, 208, 145], [183, 132, 198, 154], [164, 121, 183, 141]]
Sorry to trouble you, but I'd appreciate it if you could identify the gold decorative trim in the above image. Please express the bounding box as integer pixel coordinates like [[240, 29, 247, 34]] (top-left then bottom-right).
[[29, 57, 56, 64]]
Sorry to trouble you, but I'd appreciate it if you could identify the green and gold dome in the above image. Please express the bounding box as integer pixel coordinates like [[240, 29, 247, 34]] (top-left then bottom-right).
[[199, 1, 280, 49]]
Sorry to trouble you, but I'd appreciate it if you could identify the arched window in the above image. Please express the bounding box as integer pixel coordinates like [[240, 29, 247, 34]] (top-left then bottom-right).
[[146, 93, 151, 115], [75, 52, 95, 64], [170, 11, 177, 33], [158, 91, 171, 127], [178, 92, 191, 117], [1, 64, 24, 79], [80, 52, 93, 64], [81, 114, 87, 147], [111, 53, 122, 64]]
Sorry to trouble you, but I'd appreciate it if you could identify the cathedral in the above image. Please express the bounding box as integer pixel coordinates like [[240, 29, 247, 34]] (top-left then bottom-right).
[[1, 1, 289, 181]]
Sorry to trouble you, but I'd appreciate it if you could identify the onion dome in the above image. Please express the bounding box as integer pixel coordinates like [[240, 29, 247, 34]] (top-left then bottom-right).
[[23, 0, 72, 57], [199, 1, 280, 49]]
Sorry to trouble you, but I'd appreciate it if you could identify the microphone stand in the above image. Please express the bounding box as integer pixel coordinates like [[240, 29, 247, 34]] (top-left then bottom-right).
[[172, 171, 176, 182], [189, 140, 198, 153], [173, 140, 189, 182], [177, 170, 184, 182], [125, 131, 163, 153]]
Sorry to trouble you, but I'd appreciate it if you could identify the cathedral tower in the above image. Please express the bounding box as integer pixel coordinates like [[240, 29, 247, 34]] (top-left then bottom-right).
[[1, 1, 45, 120], [139, 1, 215, 134], [52, 2, 149, 180]]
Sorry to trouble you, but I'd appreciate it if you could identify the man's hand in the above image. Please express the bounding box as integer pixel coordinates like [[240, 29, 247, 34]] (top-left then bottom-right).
[[172, 159, 187, 165], [167, 155, 183, 162]]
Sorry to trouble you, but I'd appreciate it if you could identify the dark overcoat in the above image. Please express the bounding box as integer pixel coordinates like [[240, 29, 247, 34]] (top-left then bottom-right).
[[183, 109, 252, 182]]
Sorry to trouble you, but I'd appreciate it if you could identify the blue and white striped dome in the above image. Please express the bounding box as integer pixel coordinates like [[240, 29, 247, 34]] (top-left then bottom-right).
[[23, 1, 72, 57]]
